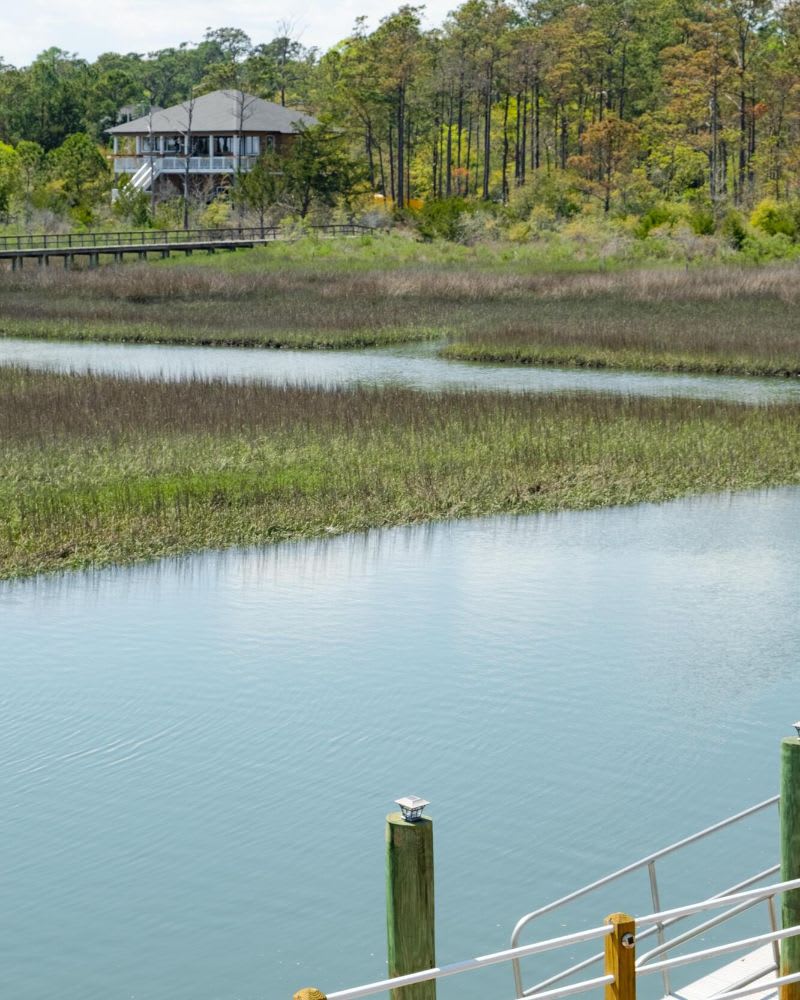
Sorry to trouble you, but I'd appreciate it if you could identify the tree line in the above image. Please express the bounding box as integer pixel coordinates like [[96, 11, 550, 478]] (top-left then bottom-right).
[[3, 2, 800, 226]]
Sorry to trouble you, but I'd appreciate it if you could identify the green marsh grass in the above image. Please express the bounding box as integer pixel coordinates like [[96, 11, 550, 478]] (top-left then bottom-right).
[[2, 365, 800, 579]]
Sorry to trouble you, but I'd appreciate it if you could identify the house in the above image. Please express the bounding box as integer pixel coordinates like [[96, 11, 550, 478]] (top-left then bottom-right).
[[107, 89, 318, 199]]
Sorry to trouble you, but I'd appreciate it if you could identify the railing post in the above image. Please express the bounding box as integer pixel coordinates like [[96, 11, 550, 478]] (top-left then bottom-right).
[[293, 990, 326, 1000], [780, 731, 800, 1000], [604, 913, 636, 1000], [386, 798, 435, 1000]]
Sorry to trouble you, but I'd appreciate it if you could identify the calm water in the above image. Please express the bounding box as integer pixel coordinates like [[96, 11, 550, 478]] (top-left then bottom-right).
[[3, 489, 798, 1000], [3, 335, 800, 401]]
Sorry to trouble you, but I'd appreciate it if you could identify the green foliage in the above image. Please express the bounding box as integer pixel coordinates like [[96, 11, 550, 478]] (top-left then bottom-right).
[[689, 208, 715, 236], [415, 198, 480, 240], [750, 198, 797, 239], [234, 152, 285, 225], [113, 175, 151, 227], [635, 205, 676, 238], [282, 124, 359, 218], [48, 133, 109, 211], [199, 196, 231, 228], [720, 210, 747, 250], [0, 141, 21, 217]]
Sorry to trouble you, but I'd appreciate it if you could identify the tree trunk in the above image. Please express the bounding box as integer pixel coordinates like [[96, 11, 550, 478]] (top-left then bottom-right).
[[501, 92, 510, 203], [482, 62, 493, 200], [396, 84, 405, 208], [446, 89, 453, 197]]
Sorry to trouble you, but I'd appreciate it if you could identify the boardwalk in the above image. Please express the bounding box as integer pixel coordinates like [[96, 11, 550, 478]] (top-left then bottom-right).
[[0, 223, 375, 269]]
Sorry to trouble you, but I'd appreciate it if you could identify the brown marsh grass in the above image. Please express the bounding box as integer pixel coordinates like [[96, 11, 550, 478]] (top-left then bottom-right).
[[3, 257, 800, 371]]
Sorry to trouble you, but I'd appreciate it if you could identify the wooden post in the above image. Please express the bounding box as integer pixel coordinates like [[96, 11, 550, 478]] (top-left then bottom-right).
[[386, 810, 435, 1000], [781, 736, 800, 1000], [604, 913, 636, 1000], [293, 990, 326, 1000]]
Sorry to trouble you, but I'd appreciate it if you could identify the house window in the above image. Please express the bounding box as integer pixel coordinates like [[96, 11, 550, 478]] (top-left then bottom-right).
[[190, 136, 210, 156], [163, 135, 183, 154], [141, 136, 159, 153], [244, 135, 261, 156], [265, 135, 276, 153], [214, 136, 234, 155]]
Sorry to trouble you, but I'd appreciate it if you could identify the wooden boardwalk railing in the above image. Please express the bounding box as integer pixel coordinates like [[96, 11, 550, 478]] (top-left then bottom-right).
[[0, 223, 377, 269]]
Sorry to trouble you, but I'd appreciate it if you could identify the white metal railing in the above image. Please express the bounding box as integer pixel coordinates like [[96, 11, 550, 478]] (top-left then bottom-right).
[[325, 924, 615, 1000], [323, 876, 800, 1000], [511, 796, 780, 998], [114, 155, 259, 175], [129, 161, 157, 191], [631, 878, 800, 997]]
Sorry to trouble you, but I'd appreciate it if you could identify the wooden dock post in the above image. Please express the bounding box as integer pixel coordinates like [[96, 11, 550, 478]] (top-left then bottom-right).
[[604, 913, 636, 1000], [293, 989, 327, 1000], [386, 798, 435, 1000], [781, 732, 800, 1000]]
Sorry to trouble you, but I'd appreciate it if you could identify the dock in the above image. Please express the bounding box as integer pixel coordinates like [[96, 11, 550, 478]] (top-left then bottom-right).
[[672, 946, 777, 1000]]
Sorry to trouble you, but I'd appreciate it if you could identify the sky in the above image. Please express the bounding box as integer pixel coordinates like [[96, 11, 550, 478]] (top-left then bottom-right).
[[0, 0, 457, 68]]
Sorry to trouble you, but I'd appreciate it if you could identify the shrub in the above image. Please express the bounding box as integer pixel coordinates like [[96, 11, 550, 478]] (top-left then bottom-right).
[[750, 198, 797, 239], [113, 176, 151, 227], [688, 208, 715, 236], [415, 197, 472, 240], [720, 210, 747, 250], [635, 204, 675, 238]]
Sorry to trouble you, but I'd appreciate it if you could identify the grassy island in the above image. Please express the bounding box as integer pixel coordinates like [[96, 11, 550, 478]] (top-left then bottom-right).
[[2, 364, 800, 580], [2, 242, 800, 377]]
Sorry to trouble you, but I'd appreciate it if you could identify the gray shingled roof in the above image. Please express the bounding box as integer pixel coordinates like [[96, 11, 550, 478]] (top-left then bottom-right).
[[108, 90, 317, 135]]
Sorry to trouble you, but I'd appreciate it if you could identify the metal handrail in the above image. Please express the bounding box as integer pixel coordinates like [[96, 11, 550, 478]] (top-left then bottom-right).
[[521, 866, 781, 998], [325, 924, 614, 1000], [0, 223, 375, 253], [638, 922, 800, 976], [511, 796, 780, 999], [315, 877, 800, 1000], [712, 969, 800, 1000]]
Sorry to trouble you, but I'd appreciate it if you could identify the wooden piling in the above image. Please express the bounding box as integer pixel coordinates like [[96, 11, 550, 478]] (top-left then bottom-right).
[[781, 737, 800, 1000], [604, 913, 636, 1000], [293, 989, 326, 1000], [386, 811, 435, 1000]]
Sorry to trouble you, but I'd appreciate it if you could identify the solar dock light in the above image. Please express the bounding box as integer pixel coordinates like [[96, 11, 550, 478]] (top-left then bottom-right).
[[793, 721, 800, 739], [395, 796, 430, 823]]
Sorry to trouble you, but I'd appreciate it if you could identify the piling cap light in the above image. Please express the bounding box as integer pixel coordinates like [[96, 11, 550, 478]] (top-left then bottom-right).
[[794, 722, 800, 738], [395, 796, 430, 822]]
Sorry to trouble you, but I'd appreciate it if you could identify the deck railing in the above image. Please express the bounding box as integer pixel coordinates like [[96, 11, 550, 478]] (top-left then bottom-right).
[[113, 155, 259, 174]]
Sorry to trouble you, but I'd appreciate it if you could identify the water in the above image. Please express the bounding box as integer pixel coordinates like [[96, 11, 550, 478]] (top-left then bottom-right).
[[3, 336, 800, 401], [3, 488, 798, 1000]]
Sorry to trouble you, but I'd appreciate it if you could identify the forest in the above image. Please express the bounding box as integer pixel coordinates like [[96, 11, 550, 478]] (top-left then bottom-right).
[[3, 1, 800, 248]]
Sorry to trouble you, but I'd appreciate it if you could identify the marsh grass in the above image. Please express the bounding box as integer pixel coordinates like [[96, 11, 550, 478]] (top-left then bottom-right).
[[3, 252, 800, 372], [2, 365, 800, 579], [436, 265, 800, 376]]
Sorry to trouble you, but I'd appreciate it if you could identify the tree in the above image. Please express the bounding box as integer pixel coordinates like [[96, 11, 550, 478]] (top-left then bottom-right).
[[16, 140, 43, 221], [48, 132, 109, 209], [0, 141, 21, 218], [283, 124, 357, 217], [234, 151, 285, 231], [568, 112, 640, 210]]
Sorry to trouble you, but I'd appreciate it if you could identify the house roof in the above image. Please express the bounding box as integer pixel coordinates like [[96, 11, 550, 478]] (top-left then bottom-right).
[[108, 90, 317, 135]]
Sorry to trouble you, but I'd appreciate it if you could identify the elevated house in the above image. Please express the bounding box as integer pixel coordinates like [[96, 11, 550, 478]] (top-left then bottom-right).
[[107, 89, 317, 200]]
